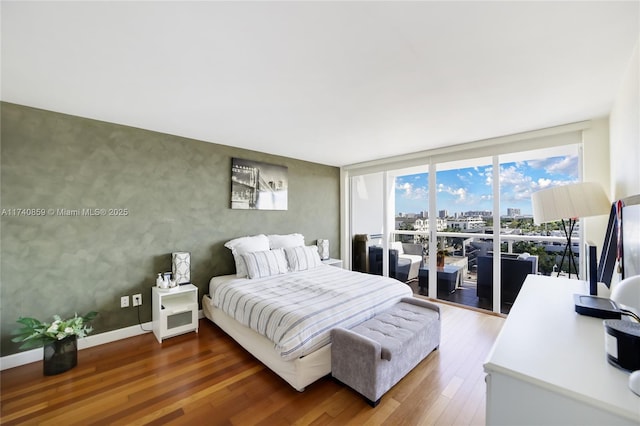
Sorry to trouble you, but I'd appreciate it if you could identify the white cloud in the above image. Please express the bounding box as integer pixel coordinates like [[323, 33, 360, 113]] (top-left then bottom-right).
[[530, 177, 576, 191], [396, 181, 428, 200], [499, 165, 535, 201], [546, 156, 578, 177], [457, 172, 473, 184], [500, 162, 577, 204], [536, 178, 552, 189], [438, 184, 468, 203], [500, 165, 530, 186], [527, 155, 579, 178]]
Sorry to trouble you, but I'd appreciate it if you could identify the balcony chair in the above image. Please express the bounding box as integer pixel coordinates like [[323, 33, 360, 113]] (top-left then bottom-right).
[[368, 246, 411, 283], [476, 253, 538, 305], [390, 242, 424, 281]]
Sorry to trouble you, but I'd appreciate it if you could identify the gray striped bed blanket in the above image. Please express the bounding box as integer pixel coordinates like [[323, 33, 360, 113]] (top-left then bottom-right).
[[209, 265, 412, 361]]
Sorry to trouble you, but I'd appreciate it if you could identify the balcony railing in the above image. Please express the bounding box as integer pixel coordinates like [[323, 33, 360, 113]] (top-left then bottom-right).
[[391, 230, 577, 256], [386, 230, 580, 314]]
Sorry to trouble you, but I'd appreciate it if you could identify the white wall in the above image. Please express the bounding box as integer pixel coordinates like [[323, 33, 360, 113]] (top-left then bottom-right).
[[582, 118, 611, 259], [610, 36, 640, 200]]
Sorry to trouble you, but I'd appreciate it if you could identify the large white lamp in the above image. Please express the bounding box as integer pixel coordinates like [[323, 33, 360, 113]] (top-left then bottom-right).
[[531, 182, 610, 278], [611, 275, 640, 321]]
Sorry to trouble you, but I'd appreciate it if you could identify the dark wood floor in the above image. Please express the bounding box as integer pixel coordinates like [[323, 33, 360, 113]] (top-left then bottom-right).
[[1, 300, 504, 425], [406, 279, 512, 315]]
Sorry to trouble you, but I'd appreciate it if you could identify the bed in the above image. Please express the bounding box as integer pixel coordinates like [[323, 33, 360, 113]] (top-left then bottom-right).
[[202, 264, 412, 391]]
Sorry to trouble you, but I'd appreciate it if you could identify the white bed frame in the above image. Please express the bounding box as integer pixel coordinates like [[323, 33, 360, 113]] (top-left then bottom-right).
[[202, 294, 331, 391]]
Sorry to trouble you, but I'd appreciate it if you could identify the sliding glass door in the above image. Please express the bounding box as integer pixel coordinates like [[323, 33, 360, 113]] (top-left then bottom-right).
[[435, 157, 494, 309], [345, 126, 585, 314]]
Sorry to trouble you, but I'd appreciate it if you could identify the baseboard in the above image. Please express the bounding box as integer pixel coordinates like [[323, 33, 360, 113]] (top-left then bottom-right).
[[0, 310, 204, 371]]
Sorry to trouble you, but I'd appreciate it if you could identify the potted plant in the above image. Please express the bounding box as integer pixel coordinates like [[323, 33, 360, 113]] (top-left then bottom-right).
[[12, 311, 97, 375], [436, 249, 449, 267], [436, 241, 450, 267]]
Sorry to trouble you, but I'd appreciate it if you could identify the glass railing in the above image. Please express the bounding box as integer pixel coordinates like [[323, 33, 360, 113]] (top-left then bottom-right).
[[388, 230, 579, 313]]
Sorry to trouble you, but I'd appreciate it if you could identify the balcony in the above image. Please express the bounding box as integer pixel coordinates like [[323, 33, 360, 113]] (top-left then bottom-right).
[[389, 230, 579, 314]]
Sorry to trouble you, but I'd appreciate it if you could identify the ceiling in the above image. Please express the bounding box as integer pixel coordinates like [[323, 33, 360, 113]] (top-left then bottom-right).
[[2, 1, 639, 167]]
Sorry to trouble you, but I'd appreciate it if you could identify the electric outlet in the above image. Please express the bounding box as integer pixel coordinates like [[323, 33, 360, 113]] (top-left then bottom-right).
[[132, 293, 142, 307], [120, 295, 129, 308]]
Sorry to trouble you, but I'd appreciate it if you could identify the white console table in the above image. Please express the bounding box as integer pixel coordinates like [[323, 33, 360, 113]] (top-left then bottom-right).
[[484, 275, 640, 425]]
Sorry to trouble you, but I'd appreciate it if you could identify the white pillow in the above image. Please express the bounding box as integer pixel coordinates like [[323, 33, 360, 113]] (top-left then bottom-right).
[[284, 245, 323, 271], [390, 241, 404, 254], [267, 233, 305, 249], [224, 234, 270, 277], [240, 249, 289, 279]]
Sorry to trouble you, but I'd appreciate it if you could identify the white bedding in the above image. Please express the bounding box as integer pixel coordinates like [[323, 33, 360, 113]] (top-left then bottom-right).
[[202, 299, 331, 391], [209, 265, 412, 361]]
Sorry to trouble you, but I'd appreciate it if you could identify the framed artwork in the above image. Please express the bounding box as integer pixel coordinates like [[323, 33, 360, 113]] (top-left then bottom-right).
[[231, 158, 288, 210]]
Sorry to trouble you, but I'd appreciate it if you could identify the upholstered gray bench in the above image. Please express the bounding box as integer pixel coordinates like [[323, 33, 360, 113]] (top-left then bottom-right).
[[331, 297, 441, 407]]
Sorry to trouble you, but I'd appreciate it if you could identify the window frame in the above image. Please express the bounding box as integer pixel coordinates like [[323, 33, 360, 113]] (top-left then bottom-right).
[[343, 122, 588, 314]]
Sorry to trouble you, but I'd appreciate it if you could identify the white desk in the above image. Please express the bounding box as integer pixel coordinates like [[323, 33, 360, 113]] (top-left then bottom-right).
[[484, 275, 640, 425]]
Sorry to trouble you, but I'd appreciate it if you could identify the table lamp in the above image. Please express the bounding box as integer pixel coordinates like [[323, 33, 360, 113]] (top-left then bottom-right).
[[611, 275, 640, 321]]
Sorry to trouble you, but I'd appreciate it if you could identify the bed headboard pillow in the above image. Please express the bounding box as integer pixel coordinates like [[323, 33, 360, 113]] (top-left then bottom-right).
[[224, 234, 270, 277], [240, 248, 289, 279], [267, 233, 305, 249], [284, 245, 323, 271]]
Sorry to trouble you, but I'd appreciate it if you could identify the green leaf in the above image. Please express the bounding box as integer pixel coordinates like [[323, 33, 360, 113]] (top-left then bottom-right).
[[83, 311, 98, 321], [12, 312, 98, 350], [17, 338, 48, 350]]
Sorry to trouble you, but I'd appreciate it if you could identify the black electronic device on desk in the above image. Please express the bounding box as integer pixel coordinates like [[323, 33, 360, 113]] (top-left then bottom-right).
[[573, 237, 622, 319], [573, 294, 622, 319], [604, 320, 640, 372]]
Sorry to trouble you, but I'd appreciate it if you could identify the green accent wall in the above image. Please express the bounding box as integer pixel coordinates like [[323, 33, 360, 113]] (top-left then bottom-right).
[[0, 102, 340, 357]]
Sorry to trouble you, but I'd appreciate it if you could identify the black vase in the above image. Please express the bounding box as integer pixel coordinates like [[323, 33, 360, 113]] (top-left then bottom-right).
[[43, 335, 78, 375]]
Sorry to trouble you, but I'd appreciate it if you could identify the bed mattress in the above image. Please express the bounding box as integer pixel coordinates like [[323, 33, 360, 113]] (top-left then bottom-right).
[[209, 265, 412, 361]]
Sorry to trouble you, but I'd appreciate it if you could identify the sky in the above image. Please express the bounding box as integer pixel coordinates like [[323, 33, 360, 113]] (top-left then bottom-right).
[[395, 155, 579, 216]]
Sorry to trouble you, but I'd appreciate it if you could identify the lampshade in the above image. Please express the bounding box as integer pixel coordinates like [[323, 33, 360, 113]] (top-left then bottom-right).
[[531, 182, 610, 225], [172, 252, 191, 284], [317, 239, 330, 260]]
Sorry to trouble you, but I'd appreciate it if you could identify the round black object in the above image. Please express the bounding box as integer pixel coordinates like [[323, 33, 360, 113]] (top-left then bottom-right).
[[604, 320, 640, 372]]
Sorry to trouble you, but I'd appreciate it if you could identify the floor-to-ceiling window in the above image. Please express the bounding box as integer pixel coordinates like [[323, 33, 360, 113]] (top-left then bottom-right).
[[489, 147, 579, 312], [499, 147, 580, 273], [434, 157, 495, 309], [346, 124, 590, 314]]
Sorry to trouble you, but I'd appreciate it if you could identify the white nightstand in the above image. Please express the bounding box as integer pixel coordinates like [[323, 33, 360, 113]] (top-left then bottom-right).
[[322, 258, 343, 268], [152, 284, 198, 343]]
